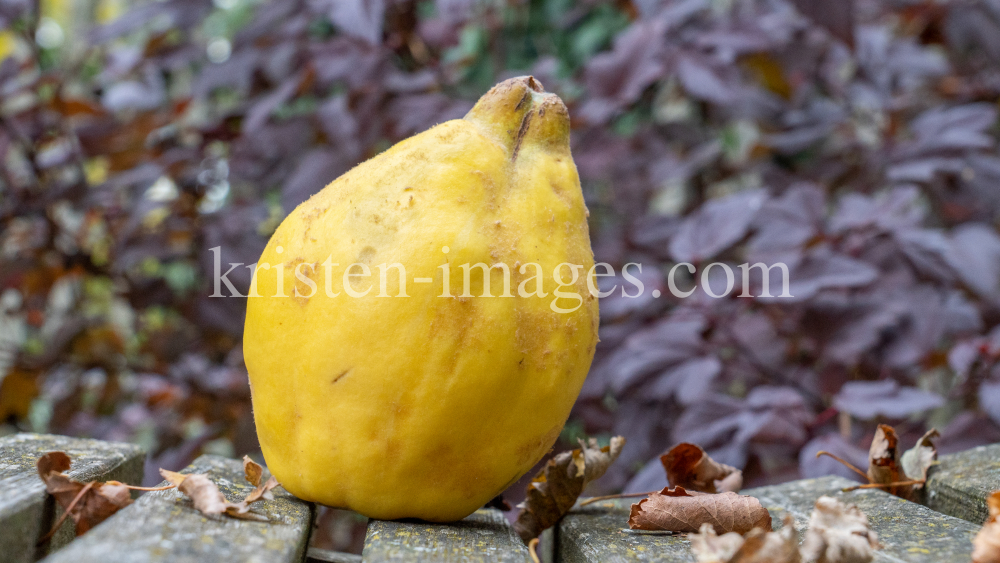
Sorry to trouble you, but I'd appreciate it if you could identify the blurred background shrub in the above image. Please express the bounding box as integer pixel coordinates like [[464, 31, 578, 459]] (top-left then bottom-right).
[[3, 0, 1000, 550]]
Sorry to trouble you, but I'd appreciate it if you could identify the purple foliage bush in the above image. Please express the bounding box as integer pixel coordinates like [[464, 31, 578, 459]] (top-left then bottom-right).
[[2, 0, 1000, 501]]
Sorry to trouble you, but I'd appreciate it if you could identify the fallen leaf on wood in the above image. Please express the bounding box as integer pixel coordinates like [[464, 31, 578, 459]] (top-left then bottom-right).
[[243, 454, 265, 486], [159, 457, 279, 521], [899, 429, 939, 486], [972, 490, 1000, 563], [628, 486, 771, 534], [730, 516, 800, 563], [242, 455, 279, 504], [662, 442, 743, 493], [800, 495, 878, 563], [689, 522, 745, 562], [691, 515, 799, 563], [514, 436, 626, 541], [161, 469, 236, 516], [864, 424, 937, 500], [866, 424, 902, 490], [36, 451, 133, 537]]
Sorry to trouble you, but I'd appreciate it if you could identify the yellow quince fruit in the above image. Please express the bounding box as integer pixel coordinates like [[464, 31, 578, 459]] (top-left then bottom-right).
[[243, 76, 599, 522]]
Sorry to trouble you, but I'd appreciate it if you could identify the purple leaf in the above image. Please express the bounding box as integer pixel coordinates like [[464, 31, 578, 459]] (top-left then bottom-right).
[[799, 434, 867, 482], [579, 20, 668, 124], [946, 223, 1000, 297], [906, 103, 997, 155], [597, 267, 665, 321], [669, 190, 765, 263], [282, 149, 350, 211], [828, 186, 925, 234], [676, 55, 734, 105], [790, 0, 854, 46], [604, 316, 706, 393], [243, 74, 302, 133], [980, 380, 1000, 427], [833, 380, 944, 419], [748, 184, 824, 268], [322, 0, 385, 45], [647, 355, 722, 404], [785, 248, 878, 300]]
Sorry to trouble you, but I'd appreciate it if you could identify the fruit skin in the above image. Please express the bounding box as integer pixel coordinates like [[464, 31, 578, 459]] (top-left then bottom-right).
[[243, 76, 598, 522]]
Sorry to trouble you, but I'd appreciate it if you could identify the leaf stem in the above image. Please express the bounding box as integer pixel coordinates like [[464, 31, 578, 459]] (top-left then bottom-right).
[[841, 479, 924, 492], [815, 450, 871, 482], [38, 481, 94, 545], [528, 538, 540, 563], [579, 491, 659, 507], [123, 484, 177, 491]]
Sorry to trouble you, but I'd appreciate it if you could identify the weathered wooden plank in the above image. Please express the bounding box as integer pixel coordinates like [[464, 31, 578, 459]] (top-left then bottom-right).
[[925, 443, 1000, 524], [749, 476, 977, 563], [306, 547, 363, 562], [0, 432, 145, 563], [557, 476, 978, 562], [40, 454, 314, 563], [362, 508, 532, 562], [556, 498, 696, 563]]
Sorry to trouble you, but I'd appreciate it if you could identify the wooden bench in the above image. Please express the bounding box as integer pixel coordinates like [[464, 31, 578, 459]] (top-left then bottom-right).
[[0, 433, 144, 563], [41, 454, 314, 563], [361, 509, 531, 562], [557, 476, 979, 562], [926, 443, 1000, 524], [3, 432, 998, 562]]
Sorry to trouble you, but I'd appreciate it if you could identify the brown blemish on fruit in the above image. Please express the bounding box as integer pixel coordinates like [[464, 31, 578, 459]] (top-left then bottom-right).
[[511, 109, 534, 162], [288, 258, 319, 306], [332, 368, 352, 384], [514, 90, 531, 112], [358, 246, 376, 264]]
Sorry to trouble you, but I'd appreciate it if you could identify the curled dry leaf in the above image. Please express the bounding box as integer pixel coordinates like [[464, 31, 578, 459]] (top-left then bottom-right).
[[866, 424, 902, 491], [866, 424, 937, 500], [514, 436, 626, 541], [36, 451, 133, 536], [662, 442, 743, 493], [690, 522, 746, 562], [690, 515, 800, 563], [800, 496, 878, 563], [628, 486, 771, 534], [158, 456, 279, 521], [899, 428, 939, 486], [161, 470, 235, 516], [243, 454, 264, 487], [972, 491, 1000, 563], [242, 455, 279, 504]]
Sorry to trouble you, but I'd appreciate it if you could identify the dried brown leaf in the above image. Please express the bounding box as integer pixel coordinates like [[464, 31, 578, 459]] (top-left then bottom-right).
[[159, 468, 187, 487], [662, 442, 743, 493], [729, 515, 799, 563], [243, 475, 279, 505], [800, 496, 878, 563], [866, 424, 937, 500], [899, 428, 938, 484], [183, 474, 233, 515], [690, 523, 745, 563], [514, 436, 626, 541], [36, 451, 133, 536], [241, 455, 278, 504], [867, 424, 903, 493], [691, 516, 799, 563], [158, 468, 269, 521], [628, 486, 772, 534], [243, 455, 264, 487], [972, 491, 1000, 563]]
